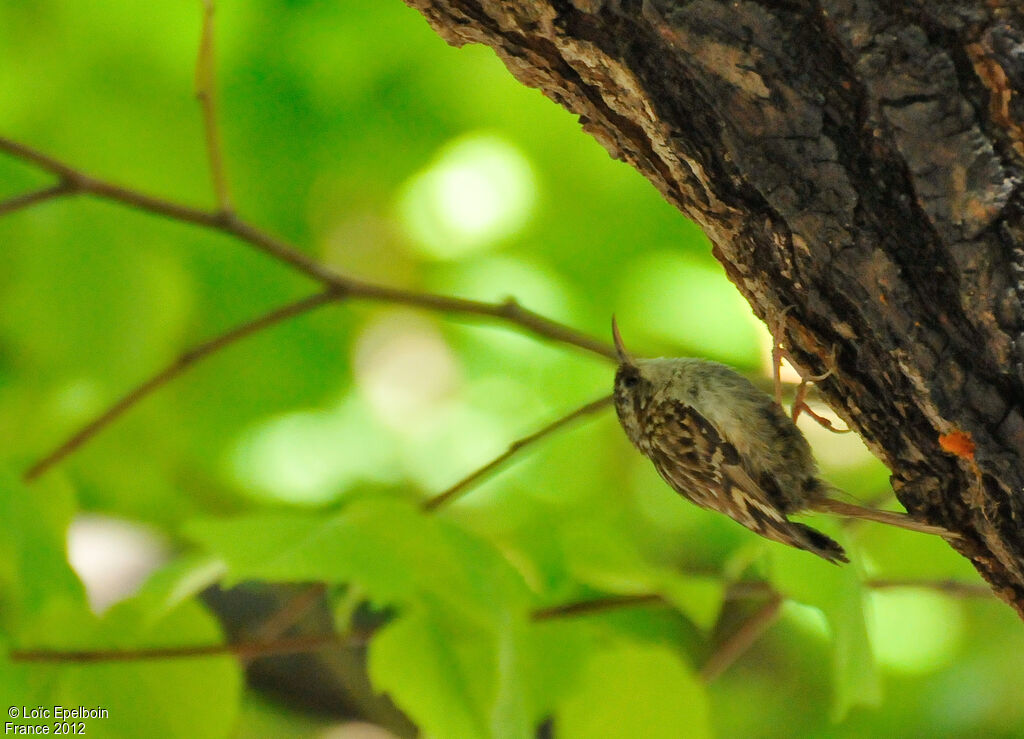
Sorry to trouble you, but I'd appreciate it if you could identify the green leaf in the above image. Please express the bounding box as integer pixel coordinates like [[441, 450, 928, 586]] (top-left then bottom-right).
[[562, 521, 725, 630], [184, 498, 530, 624], [0, 470, 86, 637], [373, 605, 595, 735], [0, 471, 241, 738], [555, 641, 711, 739], [518, 619, 594, 723], [768, 530, 881, 720], [658, 576, 727, 633], [490, 614, 534, 739], [369, 609, 586, 739], [369, 608, 492, 739], [124, 552, 227, 627], [490, 614, 602, 739], [1, 599, 241, 739]]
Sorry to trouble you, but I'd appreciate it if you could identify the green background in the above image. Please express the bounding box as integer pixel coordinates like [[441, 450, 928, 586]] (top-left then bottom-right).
[[1, 1, 1021, 736]]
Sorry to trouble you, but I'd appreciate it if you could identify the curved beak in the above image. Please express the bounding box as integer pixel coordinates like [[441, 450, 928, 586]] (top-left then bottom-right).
[[611, 315, 633, 365]]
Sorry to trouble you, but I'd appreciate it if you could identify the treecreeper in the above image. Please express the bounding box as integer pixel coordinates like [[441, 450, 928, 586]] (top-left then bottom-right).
[[611, 317, 957, 563]]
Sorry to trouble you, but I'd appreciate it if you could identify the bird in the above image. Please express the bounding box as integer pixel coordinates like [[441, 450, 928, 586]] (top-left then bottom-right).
[[610, 317, 956, 563]]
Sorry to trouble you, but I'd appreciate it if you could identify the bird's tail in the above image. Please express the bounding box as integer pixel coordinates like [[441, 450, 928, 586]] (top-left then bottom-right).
[[808, 498, 960, 540], [790, 523, 849, 564]]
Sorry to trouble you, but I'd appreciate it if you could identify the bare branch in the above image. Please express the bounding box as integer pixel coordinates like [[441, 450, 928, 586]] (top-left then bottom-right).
[[231, 396, 613, 666], [0, 131, 616, 480], [532, 593, 663, 621], [195, 0, 232, 213], [422, 394, 614, 511], [246, 583, 329, 645], [529, 578, 991, 622], [698, 594, 783, 683], [9, 634, 346, 663], [0, 136, 616, 362], [23, 290, 341, 482], [0, 181, 77, 217], [0, 137, 83, 180], [8, 575, 990, 665]]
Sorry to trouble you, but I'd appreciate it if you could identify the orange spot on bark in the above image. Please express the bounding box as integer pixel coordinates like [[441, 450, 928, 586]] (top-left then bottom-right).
[[939, 430, 975, 460]]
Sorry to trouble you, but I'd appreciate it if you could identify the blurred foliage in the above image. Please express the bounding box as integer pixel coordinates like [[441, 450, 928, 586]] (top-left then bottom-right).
[[1, 1, 1022, 737]]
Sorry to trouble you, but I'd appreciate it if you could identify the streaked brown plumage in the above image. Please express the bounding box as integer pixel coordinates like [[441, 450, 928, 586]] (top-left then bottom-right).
[[612, 318, 848, 562], [611, 318, 960, 562]]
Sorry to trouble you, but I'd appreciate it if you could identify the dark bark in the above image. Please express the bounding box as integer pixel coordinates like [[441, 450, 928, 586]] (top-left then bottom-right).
[[403, 0, 1024, 616]]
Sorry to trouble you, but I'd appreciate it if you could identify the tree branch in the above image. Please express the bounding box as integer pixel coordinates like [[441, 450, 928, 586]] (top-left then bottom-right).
[[531, 593, 663, 621], [0, 181, 77, 217], [8, 634, 346, 663], [530, 578, 993, 624], [209, 396, 612, 678], [8, 577, 988, 667], [698, 594, 783, 683], [245, 583, 329, 646], [0, 136, 616, 363], [422, 394, 614, 511], [0, 133, 617, 480], [401, 0, 1024, 617], [194, 0, 232, 213], [23, 290, 341, 482]]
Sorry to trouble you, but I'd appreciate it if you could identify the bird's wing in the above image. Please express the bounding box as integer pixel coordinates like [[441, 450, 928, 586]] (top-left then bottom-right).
[[643, 398, 847, 563], [643, 398, 779, 522]]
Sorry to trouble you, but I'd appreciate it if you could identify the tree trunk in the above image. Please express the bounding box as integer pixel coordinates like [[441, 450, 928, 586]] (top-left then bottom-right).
[[403, 0, 1024, 616]]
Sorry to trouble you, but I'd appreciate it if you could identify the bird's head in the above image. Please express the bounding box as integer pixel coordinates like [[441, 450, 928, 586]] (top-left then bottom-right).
[[612, 317, 658, 444]]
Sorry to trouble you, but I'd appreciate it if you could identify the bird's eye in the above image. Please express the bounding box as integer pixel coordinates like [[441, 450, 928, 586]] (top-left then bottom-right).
[[623, 375, 640, 389]]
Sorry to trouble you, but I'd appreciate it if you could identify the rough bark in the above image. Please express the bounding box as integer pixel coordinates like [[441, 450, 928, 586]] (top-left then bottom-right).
[[403, 0, 1024, 616]]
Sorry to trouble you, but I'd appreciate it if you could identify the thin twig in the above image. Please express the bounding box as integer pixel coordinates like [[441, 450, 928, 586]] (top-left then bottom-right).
[[9, 634, 345, 663], [0, 181, 77, 217], [530, 577, 992, 624], [422, 394, 614, 511], [0, 137, 83, 178], [531, 593, 663, 621], [12, 600, 664, 664], [243, 583, 329, 669], [699, 594, 783, 683], [23, 290, 341, 482], [8, 576, 992, 665], [0, 136, 616, 362], [195, 0, 232, 212], [240, 397, 613, 660]]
